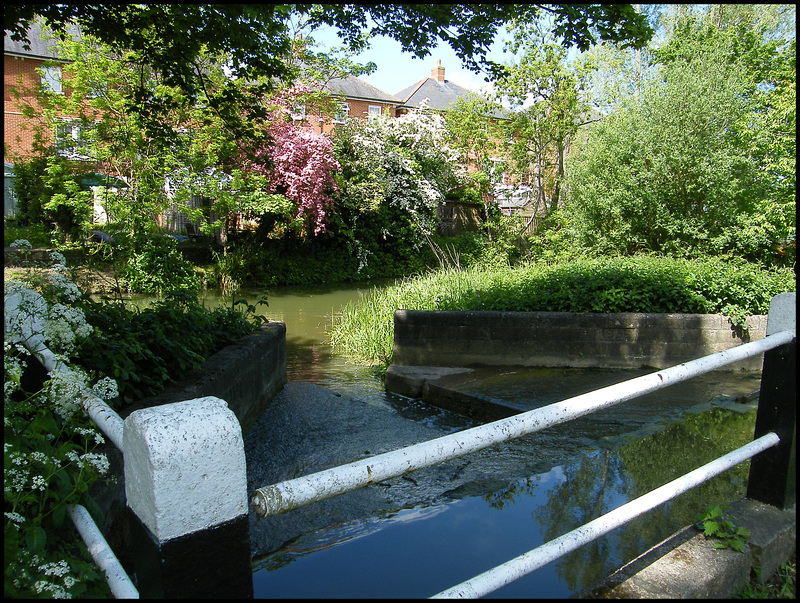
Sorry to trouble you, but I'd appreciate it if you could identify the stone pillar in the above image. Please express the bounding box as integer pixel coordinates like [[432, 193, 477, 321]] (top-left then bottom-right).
[[123, 396, 252, 597]]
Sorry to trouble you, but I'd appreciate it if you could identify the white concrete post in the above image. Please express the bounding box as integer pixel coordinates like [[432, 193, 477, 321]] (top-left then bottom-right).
[[123, 396, 252, 597], [123, 396, 248, 541]]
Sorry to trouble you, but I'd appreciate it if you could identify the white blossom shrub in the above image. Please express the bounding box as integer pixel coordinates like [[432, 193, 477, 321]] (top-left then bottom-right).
[[331, 102, 463, 274], [4, 243, 117, 598]]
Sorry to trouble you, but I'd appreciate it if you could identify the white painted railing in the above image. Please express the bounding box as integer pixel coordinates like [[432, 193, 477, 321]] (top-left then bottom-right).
[[252, 330, 792, 517], [253, 293, 795, 598], [432, 433, 780, 598], [67, 504, 139, 599]]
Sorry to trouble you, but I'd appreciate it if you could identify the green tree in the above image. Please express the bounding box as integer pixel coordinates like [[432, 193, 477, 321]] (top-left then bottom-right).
[[5, 4, 654, 141], [494, 23, 593, 222], [11, 28, 235, 290], [562, 13, 795, 265]]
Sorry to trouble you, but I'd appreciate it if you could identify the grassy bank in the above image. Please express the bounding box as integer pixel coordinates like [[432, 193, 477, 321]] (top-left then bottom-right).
[[329, 255, 796, 367]]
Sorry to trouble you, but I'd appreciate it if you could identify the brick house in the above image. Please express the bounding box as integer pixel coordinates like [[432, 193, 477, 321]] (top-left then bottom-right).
[[301, 73, 402, 134], [3, 23, 534, 234], [4, 21, 82, 216], [3, 22, 406, 227], [4, 21, 81, 160]]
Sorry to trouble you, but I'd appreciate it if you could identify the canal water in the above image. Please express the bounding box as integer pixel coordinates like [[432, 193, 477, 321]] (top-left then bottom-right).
[[124, 284, 762, 598]]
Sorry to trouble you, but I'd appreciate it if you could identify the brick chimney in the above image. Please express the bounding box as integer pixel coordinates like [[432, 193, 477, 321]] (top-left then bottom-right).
[[431, 59, 445, 82]]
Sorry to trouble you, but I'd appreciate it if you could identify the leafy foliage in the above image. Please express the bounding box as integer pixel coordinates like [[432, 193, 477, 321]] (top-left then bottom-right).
[[329, 104, 461, 276], [695, 504, 750, 552], [561, 11, 795, 267], [115, 234, 202, 295], [75, 292, 261, 405]]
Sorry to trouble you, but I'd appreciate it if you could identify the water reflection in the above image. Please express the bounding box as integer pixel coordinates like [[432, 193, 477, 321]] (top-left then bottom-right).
[[251, 406, 756, 598]]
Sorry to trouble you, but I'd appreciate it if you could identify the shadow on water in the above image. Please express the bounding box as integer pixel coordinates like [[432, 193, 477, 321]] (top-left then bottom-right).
[[115, 285, 764, 598]]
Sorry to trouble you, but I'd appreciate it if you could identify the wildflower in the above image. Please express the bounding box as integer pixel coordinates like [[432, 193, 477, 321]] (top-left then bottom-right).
[[4, 282, 48, 343], [76, 426, 105, 445], [44, 303, 92, 354], [5, 511, 25, 525], [91, 376, 119, 402], [80, 452, 110, 476], [49, 251, 67, 267], [29, 451, 48, 464], [48, 272, 82, 302], [10, 239, 33, 249], [48, 368, 88, 419], [40, 560, 70, 578]]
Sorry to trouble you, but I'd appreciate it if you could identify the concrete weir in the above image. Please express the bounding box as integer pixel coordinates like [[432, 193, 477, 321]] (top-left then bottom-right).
[[384, 305, 795, 598]]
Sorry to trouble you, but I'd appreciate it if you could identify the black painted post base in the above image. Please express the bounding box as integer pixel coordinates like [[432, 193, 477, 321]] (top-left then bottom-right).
[[127, 507, 253, 598]]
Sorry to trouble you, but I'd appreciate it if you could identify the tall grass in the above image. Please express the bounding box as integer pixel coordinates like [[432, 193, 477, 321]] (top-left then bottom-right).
[[329, 256, 796, 367]]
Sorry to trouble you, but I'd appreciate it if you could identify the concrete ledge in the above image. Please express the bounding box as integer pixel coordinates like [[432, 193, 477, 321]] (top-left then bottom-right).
[[578, 498, 796, 598], [391, 310, 768, 372], [384, 365, 473, 398]]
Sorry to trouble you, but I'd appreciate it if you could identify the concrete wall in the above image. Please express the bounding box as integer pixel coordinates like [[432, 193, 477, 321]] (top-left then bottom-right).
[[392, 310, 768, 372], [120, 321, 287, 430]]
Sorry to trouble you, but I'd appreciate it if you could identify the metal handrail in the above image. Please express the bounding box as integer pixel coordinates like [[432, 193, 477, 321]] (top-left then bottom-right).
[[253, 329, 794, 517], [19, 330, 124, 449], [431, 432, 780, 598], [67, 504, 139, 599]]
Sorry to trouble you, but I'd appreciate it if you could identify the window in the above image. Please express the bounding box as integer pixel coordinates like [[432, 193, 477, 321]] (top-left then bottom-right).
[[291, 102, 306, 120], [41, 65, 62, 94], [334, 103, 350, 122], [367, 105, 382, 121], [55, 120, 93, 159]]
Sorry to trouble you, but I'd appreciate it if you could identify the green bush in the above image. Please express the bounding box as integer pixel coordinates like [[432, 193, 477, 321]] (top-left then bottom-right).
[[3, 221, 53, 248], [74, 292, 262, 405], [117, 235, 202, 294]]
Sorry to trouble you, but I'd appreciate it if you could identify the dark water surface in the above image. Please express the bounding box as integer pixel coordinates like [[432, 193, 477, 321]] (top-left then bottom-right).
[[117, 285, 762, 598]]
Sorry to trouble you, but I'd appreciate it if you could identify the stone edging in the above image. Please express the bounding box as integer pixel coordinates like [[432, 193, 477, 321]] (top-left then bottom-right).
[[391, 309, 768, 372]]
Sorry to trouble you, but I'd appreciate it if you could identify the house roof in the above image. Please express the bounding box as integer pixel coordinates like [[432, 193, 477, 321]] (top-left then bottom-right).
[[396, 77, 472, 112], [4, 20, 81, 61], [395, 75, 510, 120], [323, 73, 401, 105]]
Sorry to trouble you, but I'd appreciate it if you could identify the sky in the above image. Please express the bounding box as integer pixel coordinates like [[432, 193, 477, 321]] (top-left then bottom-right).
[[306, 25, 517, 98]]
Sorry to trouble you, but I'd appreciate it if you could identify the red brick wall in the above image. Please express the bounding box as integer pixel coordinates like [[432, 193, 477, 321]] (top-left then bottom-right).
[[303, 98, 397, 135], [4, 54, 50, 159]]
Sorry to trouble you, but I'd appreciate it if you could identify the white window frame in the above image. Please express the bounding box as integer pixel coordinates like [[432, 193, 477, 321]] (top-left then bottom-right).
[[55, 119, 93, 159], [367, 105, 382, 121], [333, 102, 350, 123], [41, 65, 63, 94]]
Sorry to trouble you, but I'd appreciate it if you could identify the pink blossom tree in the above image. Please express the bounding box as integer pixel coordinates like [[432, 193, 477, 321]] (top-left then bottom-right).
[[244, 84, 341, 236]]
